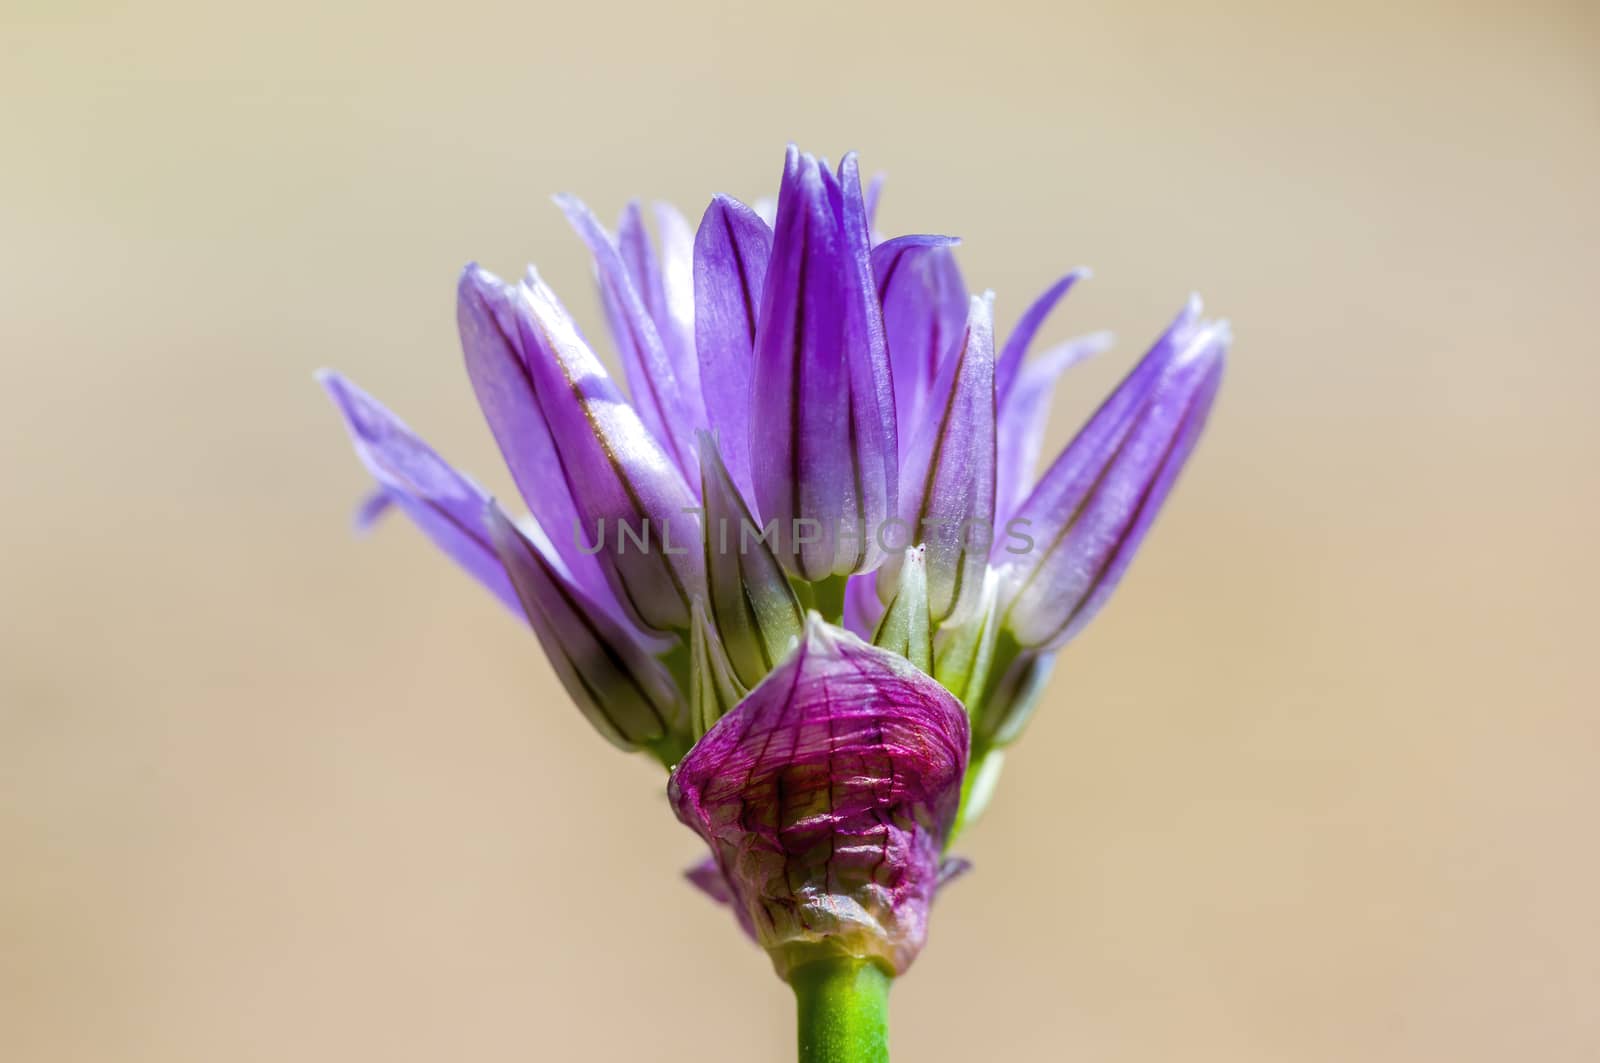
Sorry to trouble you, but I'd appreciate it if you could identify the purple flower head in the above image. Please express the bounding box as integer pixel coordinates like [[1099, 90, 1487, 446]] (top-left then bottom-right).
[[669, 616, 968, 979], [318, 144, 1229, 964]]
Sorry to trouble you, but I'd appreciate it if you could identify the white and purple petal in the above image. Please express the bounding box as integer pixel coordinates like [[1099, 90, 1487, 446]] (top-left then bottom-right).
[[993, 269, 1089, 405], [318, 370, 521, 616], [1000, 299, 1227, 650], [486, 503, 684, 754], [557, 195, 702, 479], [882, 294, 996, 625], [992, 330, 1113, 531], [457, 266, 612, 603], [749, 149, 898, 579], [512, 270, 705, 633], [693, 194, 772, 503], [871, 234, 966, 443]]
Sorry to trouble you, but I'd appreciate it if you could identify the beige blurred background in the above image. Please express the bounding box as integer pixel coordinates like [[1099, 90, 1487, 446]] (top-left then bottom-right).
[[3, 0, 1597, 1059]]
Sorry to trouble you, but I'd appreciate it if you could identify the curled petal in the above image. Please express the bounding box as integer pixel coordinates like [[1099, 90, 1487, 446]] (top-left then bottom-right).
[[694, 194, 773, 503], [1001, 299, 1227, 649], [871, 234, 966, 441], [318, 370, 520, 617], [486, 503, 684, 754], [513, 270, 705, 633], [881, 294, 996, 625], [698, 431, 805, 690], [749, 148, 898, 579], [669, 616, 968, 979], [557, 195, 701, 479]]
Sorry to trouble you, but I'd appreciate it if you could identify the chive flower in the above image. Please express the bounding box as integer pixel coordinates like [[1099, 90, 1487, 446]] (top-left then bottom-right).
[[320, 145, 1226, 1062]]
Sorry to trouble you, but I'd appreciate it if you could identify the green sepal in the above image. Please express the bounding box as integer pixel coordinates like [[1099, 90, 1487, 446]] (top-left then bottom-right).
[[697, 431, 805, 689], [871, 546, 932, 673], [689, 598, 749, 738], [932, 568, 1004, 712]]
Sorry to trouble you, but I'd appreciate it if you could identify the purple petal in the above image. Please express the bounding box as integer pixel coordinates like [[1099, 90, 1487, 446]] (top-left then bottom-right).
[[749, 149, 898, 579], [693, 194, 773, 503], [512, 270, 705, 633], [937, 857, 973, 890], [871, 234, 966, 444], [1001, 299, 1227, 649], [864, 171, 886, 243], [685, 855, 759, 941], [669, 616, 968, 978], [616, 201, 663, 327], [992, 330, 1114, 531], [841, 572, 885, 640], [617, 201, 704, 433], [352, 487, 394, 533], [835, 153, 900, 535], [698, 430, 804, 690], [652, 202, 702, 414], [882, 294, 996, 625], [557, 195, 701, 479], [457, 266, 611, 603], [486, 503, 684, 752], [684, 850, 971, 946], [993, 269, 1089, 405], [317, 370, 521, 618]]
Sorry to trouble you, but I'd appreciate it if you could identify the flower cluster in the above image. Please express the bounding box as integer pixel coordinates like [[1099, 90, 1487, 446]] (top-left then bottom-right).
[[321, 145, 1227, 982]]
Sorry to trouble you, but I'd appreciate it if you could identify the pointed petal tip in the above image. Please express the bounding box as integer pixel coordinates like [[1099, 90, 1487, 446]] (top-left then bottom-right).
[[552, 193, 601, 232], [457, 261, 504, 301], [1049, 267, 1091, 292], [317, 369, 366, 425], [1175, 318, 1232, 370]]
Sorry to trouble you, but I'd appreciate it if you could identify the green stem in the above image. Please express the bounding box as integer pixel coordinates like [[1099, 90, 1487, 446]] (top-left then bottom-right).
[[808, 573, 850, 626], [791, 958, 892, 1063]]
